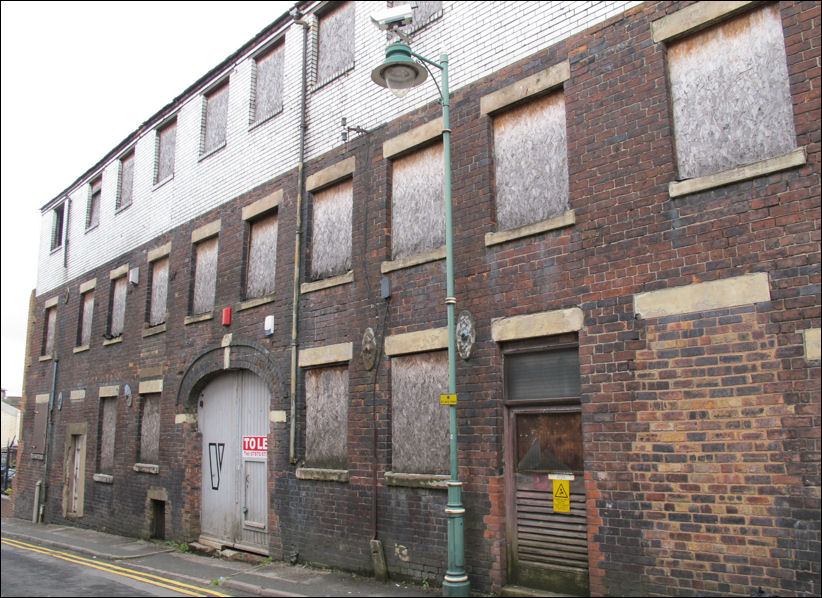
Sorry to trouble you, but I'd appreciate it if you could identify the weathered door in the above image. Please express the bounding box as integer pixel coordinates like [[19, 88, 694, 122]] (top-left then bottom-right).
[[504, 342, 588, 595], [63, 431, 86, 518], [199, 371, 269, 554]]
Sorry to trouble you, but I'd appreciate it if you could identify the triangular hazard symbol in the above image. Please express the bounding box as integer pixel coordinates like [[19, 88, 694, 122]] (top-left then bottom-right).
[[554, 483, 569, 498]]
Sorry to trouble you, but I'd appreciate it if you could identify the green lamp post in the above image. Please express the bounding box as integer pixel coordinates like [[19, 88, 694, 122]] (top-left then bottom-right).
[[371, 41, 470, 598]]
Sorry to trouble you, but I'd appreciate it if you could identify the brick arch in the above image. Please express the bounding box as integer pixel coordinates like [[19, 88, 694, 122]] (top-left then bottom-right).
[[175, 336, 286, 412]]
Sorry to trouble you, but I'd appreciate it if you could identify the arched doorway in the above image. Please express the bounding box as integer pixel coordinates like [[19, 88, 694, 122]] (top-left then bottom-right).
[[198, 370, 270, 554]]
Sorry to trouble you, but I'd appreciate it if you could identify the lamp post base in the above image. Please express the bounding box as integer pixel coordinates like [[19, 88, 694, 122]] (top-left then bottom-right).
[[442, 575, 471, 597]]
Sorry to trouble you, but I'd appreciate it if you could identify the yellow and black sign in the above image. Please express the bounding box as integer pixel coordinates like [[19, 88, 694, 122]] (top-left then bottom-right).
[[553, 479, 570, 512], [440, 393, 458, 405]]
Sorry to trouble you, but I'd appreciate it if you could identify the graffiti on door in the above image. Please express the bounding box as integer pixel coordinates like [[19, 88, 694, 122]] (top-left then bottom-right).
[[208, 442, 225, 490]]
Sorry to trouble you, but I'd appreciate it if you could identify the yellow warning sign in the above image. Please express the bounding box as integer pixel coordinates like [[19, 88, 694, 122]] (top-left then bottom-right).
[[553, 479, 570, 512], [440, 394, 458, 405]]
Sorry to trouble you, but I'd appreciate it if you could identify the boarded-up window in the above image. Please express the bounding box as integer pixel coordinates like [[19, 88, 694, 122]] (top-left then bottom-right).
[[311, 180, 352, 280], [117, 152, 134, 210], [193, 237, 218, 315], [42, 306, 56, 356], [98, 397, 117, 474], [253, 44, 284, 123], [493, 92, 569, 231], [392, 144, 444, 259], [155, 120, 176, 184], [246, 213, 278, 299], [202, 82, 229, 155], [391, 352, 449, 474], [86, 177, 101, 230], [667, 5, 796, 179], [505, 348, 581, 402], [139, 394, 161, 464], [316, 2, 355, 84], [109, 276, 127, 337], [78, 291, 94, 347], [305, 366, 349, 468], [395, 0, 442, 30], [50, 204, 64, 250], [149, 257, 169, 326]]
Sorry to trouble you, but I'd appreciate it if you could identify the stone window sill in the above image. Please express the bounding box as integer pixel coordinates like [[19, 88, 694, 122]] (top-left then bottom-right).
[[93, 473, 113, 484], [301, 271, 354, 294], [199, 142, 227, 163], [385, 472, 449, 489], [142, 323, 166, 337], [669, 148, 806, 198], [39, 354, 53, 362], [133, 463, 159, 474], [485, 210, 576, 247], [185, 312, 213, 326], [249, 107, 284, 131], [381, 246, 446, 274], [153, 174, 174, 191], [296, 467, 350, 483], [73, 345, 90, 354], [312, 63, 354, 93], [103, 336, 123, 346], [237, 293, 276, 312]]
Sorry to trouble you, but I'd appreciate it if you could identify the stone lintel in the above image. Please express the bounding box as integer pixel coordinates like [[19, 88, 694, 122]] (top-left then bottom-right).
[[139, 379, 164, 395], [634, 273, 771, 319], [491, 307, 584, 342], [651, 0, 756, 43], [306, 157, 356, 192], [480, 60, 570, 115], [147, 242, 172, 263], [191, 219, 221, 244], [79, 278, 97, 294], [383, 118, 443, 159], [385, 328, 448, 356], [299, 342, 354, 367], [242, 190, 283, 221], [109, 264, 129, 280]]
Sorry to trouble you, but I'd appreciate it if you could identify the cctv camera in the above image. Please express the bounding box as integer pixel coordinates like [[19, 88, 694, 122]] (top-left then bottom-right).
[[371, 5, 414, 30]]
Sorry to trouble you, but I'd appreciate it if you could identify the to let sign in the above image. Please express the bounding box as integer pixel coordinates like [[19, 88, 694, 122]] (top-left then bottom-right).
[[242, 436, 268, 458]]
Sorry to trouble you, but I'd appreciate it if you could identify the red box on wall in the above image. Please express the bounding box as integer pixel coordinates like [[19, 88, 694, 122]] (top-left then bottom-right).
[[222, 307, 231, 326]]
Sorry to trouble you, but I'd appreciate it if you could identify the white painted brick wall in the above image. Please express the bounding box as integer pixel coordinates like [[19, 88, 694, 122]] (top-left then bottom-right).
[[37, 0, 640, 295]]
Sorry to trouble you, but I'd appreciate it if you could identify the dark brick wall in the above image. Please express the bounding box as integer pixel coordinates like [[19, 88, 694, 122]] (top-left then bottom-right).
[[15, 2, 819, 595]]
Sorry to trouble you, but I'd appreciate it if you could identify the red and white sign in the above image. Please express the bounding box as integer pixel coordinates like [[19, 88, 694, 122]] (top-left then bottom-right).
[[242, 436, 268, 458]]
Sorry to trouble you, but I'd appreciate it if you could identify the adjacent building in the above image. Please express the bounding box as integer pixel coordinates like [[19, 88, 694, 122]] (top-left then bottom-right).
[[15, 1, 820, 596]]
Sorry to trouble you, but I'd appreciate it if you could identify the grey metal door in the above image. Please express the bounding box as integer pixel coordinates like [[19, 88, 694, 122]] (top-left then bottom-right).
[[199, 371, 269, 554]]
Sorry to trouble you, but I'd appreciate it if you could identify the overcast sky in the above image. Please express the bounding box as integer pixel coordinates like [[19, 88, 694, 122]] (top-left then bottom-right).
[[0, 0, 295, 397]]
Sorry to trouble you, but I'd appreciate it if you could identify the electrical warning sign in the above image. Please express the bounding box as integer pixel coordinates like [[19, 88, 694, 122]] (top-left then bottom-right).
[[553, 479, 570, 512]]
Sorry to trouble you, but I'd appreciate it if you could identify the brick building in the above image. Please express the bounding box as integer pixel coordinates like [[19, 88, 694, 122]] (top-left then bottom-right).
[[15, 1, 820, 596]]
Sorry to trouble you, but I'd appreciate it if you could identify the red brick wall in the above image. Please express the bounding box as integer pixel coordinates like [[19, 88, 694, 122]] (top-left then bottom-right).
[[15, 2, 819, 595]]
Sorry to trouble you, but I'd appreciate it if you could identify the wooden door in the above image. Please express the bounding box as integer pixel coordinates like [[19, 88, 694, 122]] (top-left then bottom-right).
[[503, 343, 589, 595]]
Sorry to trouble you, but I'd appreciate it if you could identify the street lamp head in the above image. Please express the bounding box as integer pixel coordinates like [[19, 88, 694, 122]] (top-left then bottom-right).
[[370, 42, 427, 98]]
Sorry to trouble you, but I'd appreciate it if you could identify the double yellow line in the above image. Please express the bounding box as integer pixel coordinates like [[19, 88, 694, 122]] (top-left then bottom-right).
[[1, 536, 231, 597]]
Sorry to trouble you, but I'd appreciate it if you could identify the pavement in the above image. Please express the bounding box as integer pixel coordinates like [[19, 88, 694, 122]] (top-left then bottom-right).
[[1, 511, 442, 597]]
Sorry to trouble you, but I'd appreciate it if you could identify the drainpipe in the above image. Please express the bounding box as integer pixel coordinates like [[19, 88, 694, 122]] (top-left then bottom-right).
[[289, 12, 310, 464], [41, 355, 58, 522]]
